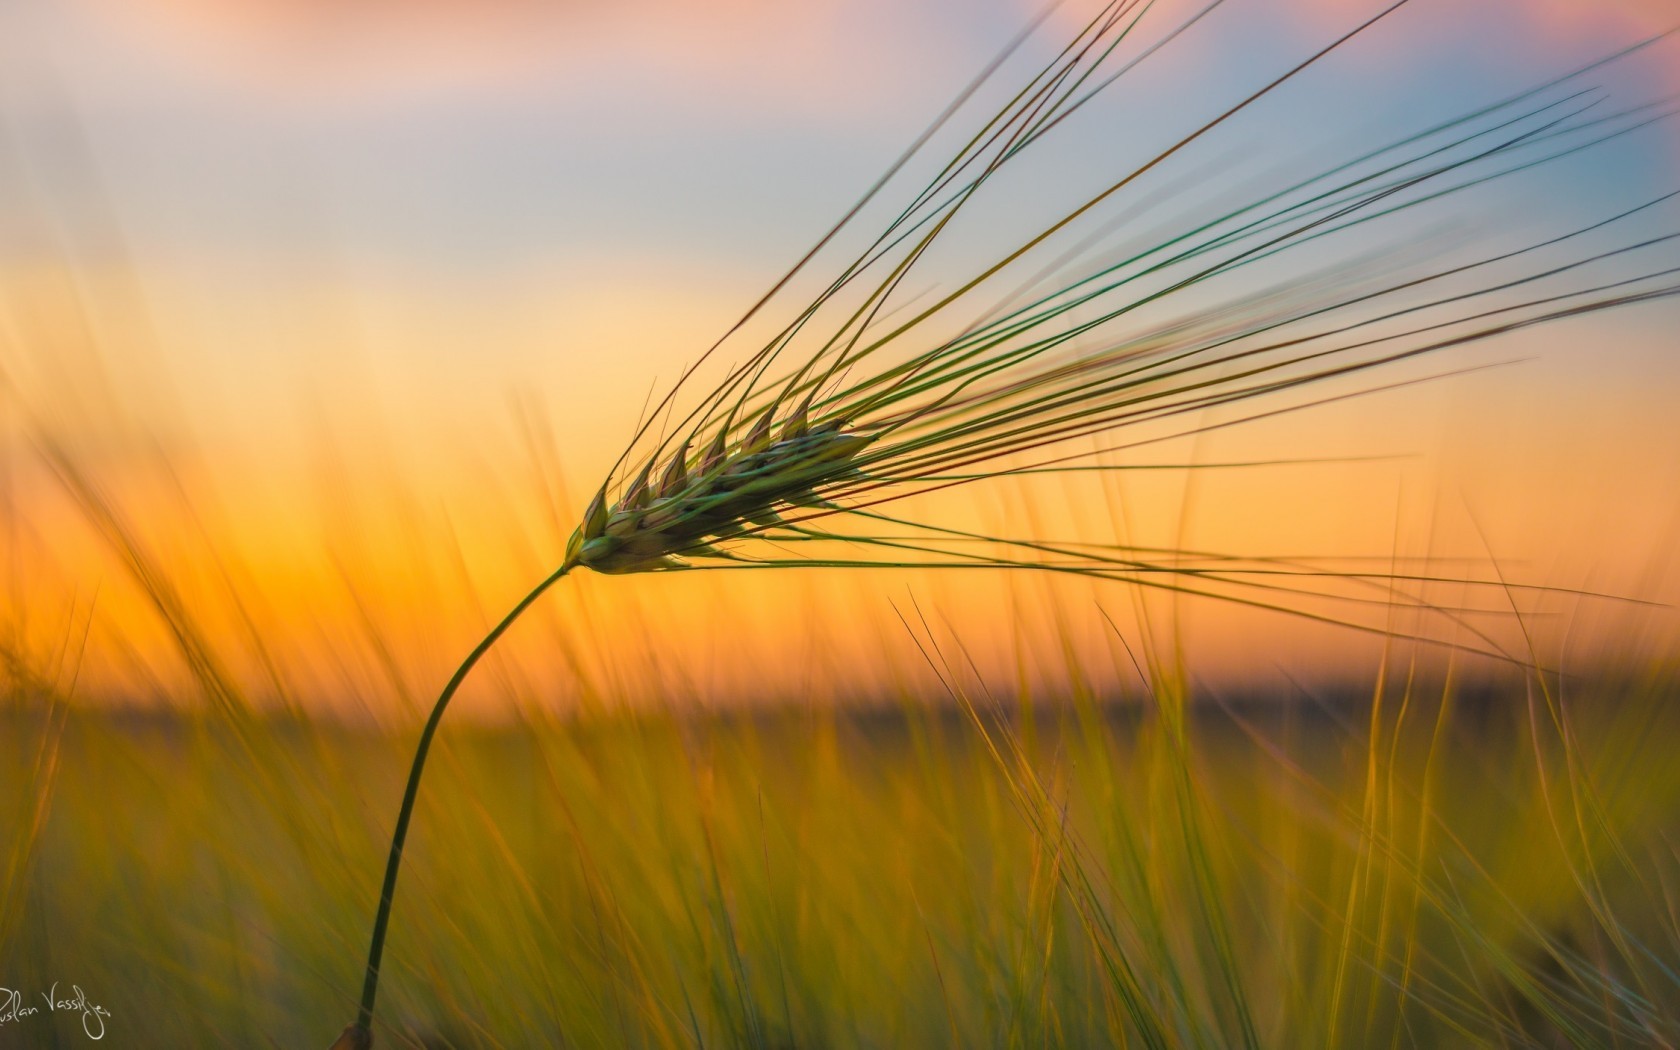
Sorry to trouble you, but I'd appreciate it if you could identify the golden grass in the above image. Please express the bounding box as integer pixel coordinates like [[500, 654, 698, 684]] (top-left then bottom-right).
[[4, 654, 1679, 1047]]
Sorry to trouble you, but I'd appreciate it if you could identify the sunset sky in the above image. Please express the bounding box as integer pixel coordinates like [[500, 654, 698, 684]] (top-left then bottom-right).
[[2, 0, 1677, 714]]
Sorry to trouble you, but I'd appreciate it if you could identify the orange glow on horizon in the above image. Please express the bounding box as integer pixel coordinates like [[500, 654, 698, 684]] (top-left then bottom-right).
[[4, 1, 1677, 715], [7, 274, 1675, 715]]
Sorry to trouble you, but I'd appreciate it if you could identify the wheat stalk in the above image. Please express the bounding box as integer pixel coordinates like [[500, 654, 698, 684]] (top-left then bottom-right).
[[335, 1, 1678, 1043]]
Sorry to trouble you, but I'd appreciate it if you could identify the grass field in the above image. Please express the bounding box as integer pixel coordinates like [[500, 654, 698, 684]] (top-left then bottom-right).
[[6, 655, 1679, 1047], [3, 2, 1679, 1047]]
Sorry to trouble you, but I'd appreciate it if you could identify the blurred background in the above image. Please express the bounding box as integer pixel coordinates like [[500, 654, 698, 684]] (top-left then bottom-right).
[[2, 0, 1677, 717]]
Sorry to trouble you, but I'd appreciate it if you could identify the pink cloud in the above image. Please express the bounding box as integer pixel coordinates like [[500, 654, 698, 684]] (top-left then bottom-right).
[[63, 0, 983, 117], [60, 0, 1678, 123]]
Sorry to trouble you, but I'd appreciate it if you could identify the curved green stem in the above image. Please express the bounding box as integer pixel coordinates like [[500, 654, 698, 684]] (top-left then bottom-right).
[[346, 561, 574, 1045]]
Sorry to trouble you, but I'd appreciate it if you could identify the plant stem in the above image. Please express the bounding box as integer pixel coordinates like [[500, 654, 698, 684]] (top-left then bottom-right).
[[346, 562, 574, 1045]]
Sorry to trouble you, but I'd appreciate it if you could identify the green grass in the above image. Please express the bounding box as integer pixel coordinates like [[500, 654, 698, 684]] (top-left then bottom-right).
[[5, 658, 1679, 1047]]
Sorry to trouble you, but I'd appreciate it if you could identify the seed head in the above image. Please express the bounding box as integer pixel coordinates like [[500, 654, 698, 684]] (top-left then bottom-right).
[[567, 405, 873, 574]]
